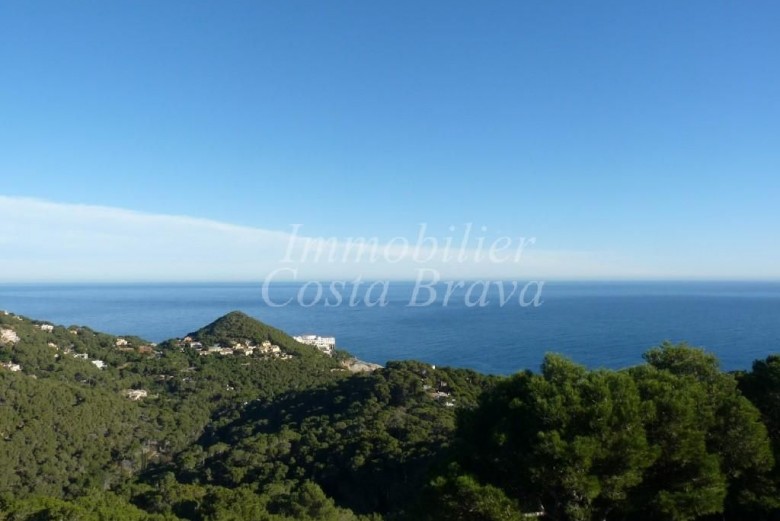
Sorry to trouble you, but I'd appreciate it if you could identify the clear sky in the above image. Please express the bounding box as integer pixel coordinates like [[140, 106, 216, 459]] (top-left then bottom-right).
[[1, 1, 779, 281]]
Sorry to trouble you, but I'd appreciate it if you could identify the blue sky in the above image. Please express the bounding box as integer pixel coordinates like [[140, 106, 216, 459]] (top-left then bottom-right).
[[1, 1, 779, 281]]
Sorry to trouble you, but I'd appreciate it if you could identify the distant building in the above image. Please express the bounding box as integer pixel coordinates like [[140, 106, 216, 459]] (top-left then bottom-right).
[[122, 389, 148, 401], [38, 324, 55, 332], [0, 362, 22, 372], [115, 338, 129, 347], [294, 334, 336, 355], [0, 328, 20, 344], [92, 360, 107, 370]]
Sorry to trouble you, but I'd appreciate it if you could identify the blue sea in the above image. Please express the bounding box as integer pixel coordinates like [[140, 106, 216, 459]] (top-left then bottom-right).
[[1, 281, 779, 375]]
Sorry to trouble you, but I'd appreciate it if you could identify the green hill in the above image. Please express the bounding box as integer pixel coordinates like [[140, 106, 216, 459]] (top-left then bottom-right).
[[187, 311, 320, 358]]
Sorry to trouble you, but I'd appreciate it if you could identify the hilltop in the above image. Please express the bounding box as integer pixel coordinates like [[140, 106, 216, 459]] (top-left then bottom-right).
[[184, 311, 380, 370], [187, 311, 307, 354]]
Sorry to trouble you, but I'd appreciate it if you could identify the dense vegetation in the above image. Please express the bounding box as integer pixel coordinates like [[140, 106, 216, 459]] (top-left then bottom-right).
[[1, 311, 780, 520]]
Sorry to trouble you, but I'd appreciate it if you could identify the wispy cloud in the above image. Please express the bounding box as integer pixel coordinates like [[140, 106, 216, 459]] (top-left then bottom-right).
[[0, 195, 650, 282]]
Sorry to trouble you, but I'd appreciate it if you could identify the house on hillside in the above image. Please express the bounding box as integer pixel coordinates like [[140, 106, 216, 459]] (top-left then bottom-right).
[[122, 389, 148, 401], [0, 328, 20, 344], [293, 334, 336, 355]]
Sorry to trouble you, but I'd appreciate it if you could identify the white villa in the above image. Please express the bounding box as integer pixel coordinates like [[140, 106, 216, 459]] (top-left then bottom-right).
[[122, 389, 149, 401], [0, 328, 20, 344], [293, 334, 336, 355]]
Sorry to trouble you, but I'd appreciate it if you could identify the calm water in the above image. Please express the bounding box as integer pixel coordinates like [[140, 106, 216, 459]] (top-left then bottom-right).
[[1, 281, 778, 374]]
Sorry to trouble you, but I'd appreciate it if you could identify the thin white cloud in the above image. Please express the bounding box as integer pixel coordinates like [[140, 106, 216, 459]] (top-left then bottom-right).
[[0, 195, 652, 282]]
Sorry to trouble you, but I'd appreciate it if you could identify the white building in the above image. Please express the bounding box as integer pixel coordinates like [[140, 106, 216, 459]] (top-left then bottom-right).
[[0, 328, 20, 344], [1, 362, 22, 372], [92, 360, 107, 370], [293, 334, 336, 355], [122, 389, 148, 401], [38, 324, 55, 332]]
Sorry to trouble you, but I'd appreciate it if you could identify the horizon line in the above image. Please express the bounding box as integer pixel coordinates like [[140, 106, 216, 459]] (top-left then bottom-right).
[[2, 278, 780, 285]]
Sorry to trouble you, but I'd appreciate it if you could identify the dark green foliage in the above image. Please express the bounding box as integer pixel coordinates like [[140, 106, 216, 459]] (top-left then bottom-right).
[[2, 312, 780, 521], [172, 360, 493, 515], [739, 355, 780, 455], [416, 464, 525, 521], [631, 344, 774, 520], [440, 355, 656, 520], [0, 371, 150, 497], [737, 355, 780, 519], [420, 343, 774, 521]]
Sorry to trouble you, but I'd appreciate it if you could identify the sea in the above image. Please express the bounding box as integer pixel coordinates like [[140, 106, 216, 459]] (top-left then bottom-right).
[[1, 281, 778, 375]]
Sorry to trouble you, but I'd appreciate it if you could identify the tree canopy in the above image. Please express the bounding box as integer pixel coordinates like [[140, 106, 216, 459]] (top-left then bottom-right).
[[1, 312, 780, 521]]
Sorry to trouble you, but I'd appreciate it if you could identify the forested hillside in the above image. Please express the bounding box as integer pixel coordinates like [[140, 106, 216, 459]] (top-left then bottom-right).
[[1, 311, 780, 520]]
